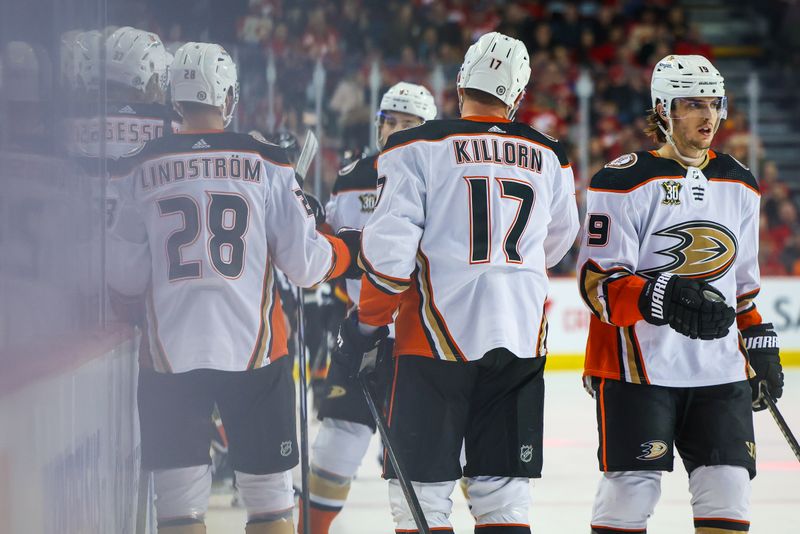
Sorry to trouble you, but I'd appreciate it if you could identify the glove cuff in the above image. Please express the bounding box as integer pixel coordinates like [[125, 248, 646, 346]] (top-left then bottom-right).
[[639, 272, 674, 325]]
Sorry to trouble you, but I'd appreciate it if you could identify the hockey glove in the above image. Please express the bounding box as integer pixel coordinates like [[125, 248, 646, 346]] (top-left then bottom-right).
[[304, 192, 326, 227], [638, 273, 735, 340], [742, 323, 783, 411], [331, 312, 389, 377], [336, 228, 364, 279]]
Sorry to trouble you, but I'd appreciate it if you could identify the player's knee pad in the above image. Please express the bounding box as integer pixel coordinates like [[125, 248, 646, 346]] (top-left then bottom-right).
[[389, 479, 455, 530], [311, 417, 373, 479], [465, 476, 529, 526], [235, 470, 294, 521], [153, 465, 212, 523], [591, 471, 662, 531], [689, 465, 750, 530]]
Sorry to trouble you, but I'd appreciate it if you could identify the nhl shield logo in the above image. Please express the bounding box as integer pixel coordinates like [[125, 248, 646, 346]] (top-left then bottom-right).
[[520, 444, 533, 463], [280, 440, 293, 457], [661, 180, 682, 206]]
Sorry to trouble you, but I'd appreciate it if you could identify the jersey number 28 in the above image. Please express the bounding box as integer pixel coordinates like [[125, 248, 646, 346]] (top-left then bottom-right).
[[158, 193, 249, 281]]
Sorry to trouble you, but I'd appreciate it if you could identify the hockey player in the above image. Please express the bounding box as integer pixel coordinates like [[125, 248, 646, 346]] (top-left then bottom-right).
[[69, 26, 175, 168], [577, 54, 784, 534], [106, 42, 353, 534], [334, 32, 580, 533], [301, 81, 437, 534]]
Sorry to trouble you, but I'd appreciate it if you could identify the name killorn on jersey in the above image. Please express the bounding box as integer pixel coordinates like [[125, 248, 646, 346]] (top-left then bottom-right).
[[137, 155, 263, 191], [452, 138, 544, 173]]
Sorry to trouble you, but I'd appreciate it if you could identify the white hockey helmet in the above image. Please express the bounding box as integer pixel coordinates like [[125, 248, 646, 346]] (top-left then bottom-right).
[[106, 26, 170, 93], [457, 31, 531, 109], [380, 82, 437, 121], [74, 30, 103, 91], [59, 30, 83, 90], [651, 54, 726, 120], [171, 42, 239, 126]]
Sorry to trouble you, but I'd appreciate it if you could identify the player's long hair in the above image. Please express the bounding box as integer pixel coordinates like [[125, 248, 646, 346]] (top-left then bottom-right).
[[644, 108, 668, 144]]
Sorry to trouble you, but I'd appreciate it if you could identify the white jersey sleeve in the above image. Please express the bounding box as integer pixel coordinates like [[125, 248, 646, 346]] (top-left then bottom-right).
[[734, 176, 761, 317], [265, 165, 341, 288], [107, 177, 151, 297], [544, 163, 580, 268], [576, 184, 643, 326], [360, 145, 425, 294]]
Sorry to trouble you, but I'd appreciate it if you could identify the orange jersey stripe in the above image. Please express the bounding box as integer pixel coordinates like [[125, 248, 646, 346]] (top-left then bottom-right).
[[605, 275, 646, 326], [359, 275, 401, 327], [322, 234, 352, 280], [269, 288, 289, 363], [736, 306, 762, 331], [584, 316, 624, 380]]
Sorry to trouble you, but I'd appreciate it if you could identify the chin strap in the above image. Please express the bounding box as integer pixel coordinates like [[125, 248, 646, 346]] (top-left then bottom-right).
[[657, 115, 711, 167]]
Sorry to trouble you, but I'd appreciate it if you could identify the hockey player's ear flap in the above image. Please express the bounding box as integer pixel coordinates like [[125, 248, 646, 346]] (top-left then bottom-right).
[[335, 228, 364, 280]]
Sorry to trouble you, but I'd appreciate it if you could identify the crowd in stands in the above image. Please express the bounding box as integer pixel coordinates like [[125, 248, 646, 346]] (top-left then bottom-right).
[[138, 0, 799, 275]]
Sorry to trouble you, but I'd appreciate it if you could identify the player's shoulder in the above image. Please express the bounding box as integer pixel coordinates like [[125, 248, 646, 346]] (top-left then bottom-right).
[[589, 151, 681, 192], [705, 150, 759, 193], [133, 132, 292, 166], [505, 122, 569, 166], [108, 102, 168, 120], [332, 154, 378, 195], [383, 119, 568, 164]]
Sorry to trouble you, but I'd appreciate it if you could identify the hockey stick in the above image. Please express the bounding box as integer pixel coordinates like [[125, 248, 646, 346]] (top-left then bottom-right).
[[294, 130, 319, 533], [295, 131, 319, 187], [357, 347, 431, 534], [761, 383, 800, 462], [296, 285, 312, 532]]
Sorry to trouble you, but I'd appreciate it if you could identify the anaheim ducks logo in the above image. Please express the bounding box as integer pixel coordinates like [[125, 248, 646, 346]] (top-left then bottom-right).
[[326, 385, 347, 399], [640, 221, 737, 282], [637, 440, 669, 461]]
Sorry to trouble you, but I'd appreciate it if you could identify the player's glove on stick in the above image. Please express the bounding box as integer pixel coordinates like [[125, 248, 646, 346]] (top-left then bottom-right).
[[336, 228, 364, 279], [304, 192, 326, 227], [638, 273, 735, 340], [742, 323, 783, 411], [332, 312, 389, 377]]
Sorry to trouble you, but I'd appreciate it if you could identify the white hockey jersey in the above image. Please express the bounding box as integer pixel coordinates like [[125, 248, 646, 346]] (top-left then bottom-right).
[[358, 117, 580, 361], [67, 103, 179, 170], [107, 132, 350, 373], [577, 150, 762, 387]]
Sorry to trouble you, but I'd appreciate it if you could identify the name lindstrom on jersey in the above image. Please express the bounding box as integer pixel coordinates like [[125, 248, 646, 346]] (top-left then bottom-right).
[[137, 155, 264, 191], [452, 138, 545, 173]]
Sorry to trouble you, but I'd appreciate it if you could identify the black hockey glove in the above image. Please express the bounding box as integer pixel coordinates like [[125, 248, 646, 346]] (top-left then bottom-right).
[[638, 273, 735, 340], [304, 192, 326, 227], [742, 323, 783, 411], [331, 312, 389, 377], [336, 228, 364, 279]]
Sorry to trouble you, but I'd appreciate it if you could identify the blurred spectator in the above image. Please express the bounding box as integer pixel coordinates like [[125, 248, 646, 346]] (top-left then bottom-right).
[[128, 0, 798, 276]]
